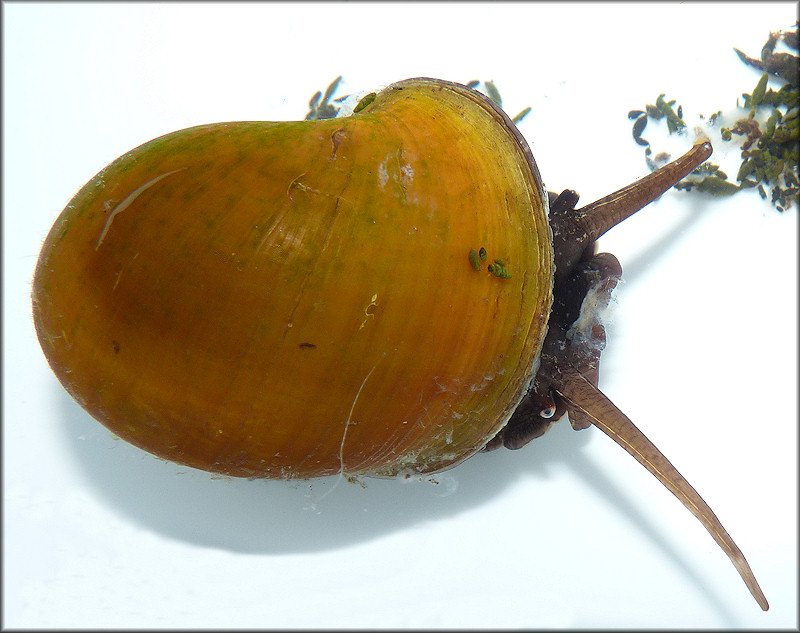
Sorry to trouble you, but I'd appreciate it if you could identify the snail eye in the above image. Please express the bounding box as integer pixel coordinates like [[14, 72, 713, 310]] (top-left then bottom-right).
[[539, 406, 555, 419]]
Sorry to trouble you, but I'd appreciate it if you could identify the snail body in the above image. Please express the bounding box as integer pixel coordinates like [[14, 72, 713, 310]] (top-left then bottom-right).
[[32, 78, 769, 610]]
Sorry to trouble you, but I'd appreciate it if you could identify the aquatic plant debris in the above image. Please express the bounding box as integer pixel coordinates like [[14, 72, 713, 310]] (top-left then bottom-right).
[[306, 77, 531, 126], [628, 22, 798, 211]]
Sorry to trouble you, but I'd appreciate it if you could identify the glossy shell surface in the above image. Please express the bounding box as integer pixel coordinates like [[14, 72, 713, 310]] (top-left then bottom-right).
[[32, 78, 553, 478]]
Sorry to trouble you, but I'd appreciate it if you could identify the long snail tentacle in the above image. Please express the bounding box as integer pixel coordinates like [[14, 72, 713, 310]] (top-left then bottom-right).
[[556, 370, 769, 611]]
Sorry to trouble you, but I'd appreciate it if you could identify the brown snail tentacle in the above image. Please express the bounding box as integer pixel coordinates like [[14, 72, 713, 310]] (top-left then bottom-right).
[[549, 142, 713, 286], [554, 369, 770, 612], [576, 141, 713, 242]]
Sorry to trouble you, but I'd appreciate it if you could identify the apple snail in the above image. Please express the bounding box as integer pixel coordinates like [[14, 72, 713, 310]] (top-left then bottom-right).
[[31, 77, 768, 610]]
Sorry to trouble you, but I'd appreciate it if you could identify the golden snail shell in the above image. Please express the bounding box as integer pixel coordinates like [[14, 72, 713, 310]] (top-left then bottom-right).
[[32, 78, 553, 479]]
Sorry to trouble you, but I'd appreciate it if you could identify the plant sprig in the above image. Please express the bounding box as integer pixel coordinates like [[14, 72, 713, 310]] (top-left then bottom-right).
[[629, 22, 798, 212], [305, 76, 348, 120], [305, 77, 532, 126]]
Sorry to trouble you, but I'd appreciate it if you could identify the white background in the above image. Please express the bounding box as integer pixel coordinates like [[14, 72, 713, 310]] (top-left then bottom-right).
[[4, 2, 797, 628]]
